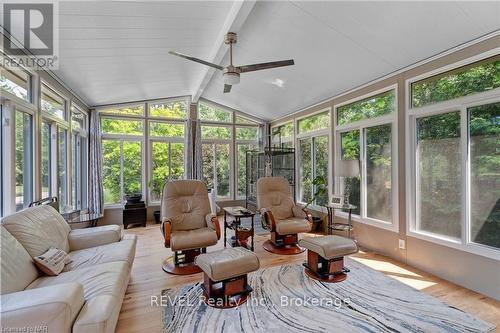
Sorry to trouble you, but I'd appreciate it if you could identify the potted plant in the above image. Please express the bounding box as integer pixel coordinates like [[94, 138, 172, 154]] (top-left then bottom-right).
[[303, 175, 328, 232]]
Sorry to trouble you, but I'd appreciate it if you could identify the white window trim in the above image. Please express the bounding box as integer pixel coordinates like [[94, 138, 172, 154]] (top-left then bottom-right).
[[405, 88, 500, 260], [406, 49, 500, 259], [333, 85, 399, 233], [295, 107, 332, 211]]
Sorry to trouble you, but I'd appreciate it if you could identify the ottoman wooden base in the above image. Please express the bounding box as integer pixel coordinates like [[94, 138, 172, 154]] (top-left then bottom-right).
[[201, 273, 252, 308], [302, 250, 350, 283], [162, 249, 203, 275], [263, 238, 305, 255]]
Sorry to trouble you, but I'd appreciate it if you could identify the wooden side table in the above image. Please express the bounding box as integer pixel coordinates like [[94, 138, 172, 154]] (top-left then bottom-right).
[[223, 206, 255, 251], [326, 204, 357, 239]]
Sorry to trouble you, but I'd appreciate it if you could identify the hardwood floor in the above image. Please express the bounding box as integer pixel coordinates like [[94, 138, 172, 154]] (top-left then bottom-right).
[[116, 222, 500, 333]]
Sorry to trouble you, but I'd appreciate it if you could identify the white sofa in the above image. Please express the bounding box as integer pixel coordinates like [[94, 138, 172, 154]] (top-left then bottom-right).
[[0, 205, 137, 333]]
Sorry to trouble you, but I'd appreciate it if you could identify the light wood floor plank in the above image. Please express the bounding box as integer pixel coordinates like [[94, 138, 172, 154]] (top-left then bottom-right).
[[116, 222, 500, 333]]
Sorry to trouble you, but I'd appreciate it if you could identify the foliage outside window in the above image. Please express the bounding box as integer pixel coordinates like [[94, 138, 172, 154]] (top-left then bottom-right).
[[41, 122, 51, 198], [298, 111, 330, 134], [337, 90, 395, 125], [149, 100, 187, 119], [149, 121, 185, 137], [235, 115, 257, 125], [150, 142, 184, 202], [202, 143, 230, 198], [15, 111, 33, 211], [101, 118, 143, 135], [416, 112, 462, 239], [58, 128, 68, 211], [469, 102, 499, 249], [411, 56, 500, 108], [340, 130, 361, 215], [100, 105, 144, 116], [272, 122, 294, 147], [198, 102, 232, 122], [299, 136, 329, 206], [102, 140, 142, 204], [41, 84, 66, 120], [1, 66, 30, 102], [236, 127, 258, 140], [365, 124, 392, 222], [201, 125, 231, 140]]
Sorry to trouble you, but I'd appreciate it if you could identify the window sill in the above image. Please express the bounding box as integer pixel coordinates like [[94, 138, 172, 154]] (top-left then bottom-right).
[[335, 211, 398, 233], [407, 230, 500, 261]]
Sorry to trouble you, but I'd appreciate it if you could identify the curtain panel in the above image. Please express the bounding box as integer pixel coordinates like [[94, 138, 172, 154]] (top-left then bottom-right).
[[88, 111, 104, 215]]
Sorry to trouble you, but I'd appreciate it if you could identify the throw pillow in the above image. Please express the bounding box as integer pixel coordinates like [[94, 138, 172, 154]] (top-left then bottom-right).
[[34, 247, 72, 276]]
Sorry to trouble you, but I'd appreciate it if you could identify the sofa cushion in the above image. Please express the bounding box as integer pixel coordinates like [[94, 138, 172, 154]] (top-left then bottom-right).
[[0, 226, 39, 294], [26, 261, 129, 301], [68, 225, 123, 251], [65, 234, 137, 272], [1, 205, 71, 257], [73, 295, 123, 333]]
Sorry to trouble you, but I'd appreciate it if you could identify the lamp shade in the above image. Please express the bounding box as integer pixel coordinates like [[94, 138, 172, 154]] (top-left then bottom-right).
[[335, 159, 360, 178]]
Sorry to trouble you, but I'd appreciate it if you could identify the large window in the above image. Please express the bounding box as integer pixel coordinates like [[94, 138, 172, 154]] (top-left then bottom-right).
[[198, 101, 260, 200], [297, 111, 330, 207], [41, 121, 51, 198], [41, 84, 66, 121], [408, 55, 500, 256], [411, 55, 499, 108], [335, 88, 396, 227], [71, 105, 88, 210], [102, 139, 142, 204], [271, 122, 294, 148], [149, 121, 185, 202], [15, 110, 33, 211], [1, 65, 31, 102], [99, 98, 189, 206], [58, 128, 68, 210]]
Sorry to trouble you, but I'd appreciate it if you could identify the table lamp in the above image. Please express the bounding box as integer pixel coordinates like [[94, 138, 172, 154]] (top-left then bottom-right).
[[334, 159, 360, 207]]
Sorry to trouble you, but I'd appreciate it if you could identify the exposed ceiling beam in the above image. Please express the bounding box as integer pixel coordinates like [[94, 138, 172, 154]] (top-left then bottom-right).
[[191, 0, 256, 102]]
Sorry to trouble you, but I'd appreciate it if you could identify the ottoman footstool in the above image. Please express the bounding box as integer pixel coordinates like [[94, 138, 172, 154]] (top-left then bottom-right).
[[195, 247, 260, 308], [298, 235, 358, 282]]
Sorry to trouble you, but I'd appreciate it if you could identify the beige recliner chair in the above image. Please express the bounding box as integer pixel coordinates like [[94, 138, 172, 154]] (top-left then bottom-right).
[[161, 180, 220, 275], [257, 177, 312, 254]]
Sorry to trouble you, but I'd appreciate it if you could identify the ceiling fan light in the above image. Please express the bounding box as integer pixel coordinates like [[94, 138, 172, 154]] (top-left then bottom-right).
[[224, 72, 240, 85]]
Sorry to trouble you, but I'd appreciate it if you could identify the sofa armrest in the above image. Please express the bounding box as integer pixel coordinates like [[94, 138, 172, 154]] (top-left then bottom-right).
[[0, 282, 85, 333], [205, 213, 221, 240], [161, 218, 172, 248], [69, 225, 123, 251]]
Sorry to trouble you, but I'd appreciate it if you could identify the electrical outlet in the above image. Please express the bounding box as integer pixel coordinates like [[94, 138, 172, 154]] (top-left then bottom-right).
[[398, 239, 406, 250]]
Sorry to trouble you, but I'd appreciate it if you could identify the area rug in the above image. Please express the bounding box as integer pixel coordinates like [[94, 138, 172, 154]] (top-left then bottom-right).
[[161, 259, 495, 333]]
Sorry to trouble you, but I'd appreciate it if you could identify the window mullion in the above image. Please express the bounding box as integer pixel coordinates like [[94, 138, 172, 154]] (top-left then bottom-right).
[[461, 106, 469, 246]]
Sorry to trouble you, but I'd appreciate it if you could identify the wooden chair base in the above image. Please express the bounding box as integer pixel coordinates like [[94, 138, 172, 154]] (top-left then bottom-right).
[[302, 250, 349, 283], [262, 240, 305, 255], [162, 256, 202, 275], [201, 273, 252, 308]]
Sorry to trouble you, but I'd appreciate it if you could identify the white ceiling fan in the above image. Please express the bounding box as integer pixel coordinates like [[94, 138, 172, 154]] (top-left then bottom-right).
[[169, 32, 294, 93]]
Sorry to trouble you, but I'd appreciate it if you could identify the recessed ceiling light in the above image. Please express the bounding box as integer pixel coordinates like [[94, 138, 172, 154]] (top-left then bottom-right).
[[271, 78, 285, 88]]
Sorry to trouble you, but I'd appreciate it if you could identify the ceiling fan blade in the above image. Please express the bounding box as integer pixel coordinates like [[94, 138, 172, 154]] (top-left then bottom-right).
[[238, 59, 294, 73], [223, 84, 232, 93], [168, 51, 224, 70]]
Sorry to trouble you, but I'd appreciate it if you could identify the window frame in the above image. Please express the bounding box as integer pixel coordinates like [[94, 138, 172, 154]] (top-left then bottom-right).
[[334, 85, 399, 232], [405, 51, 500, 260], [147, 97, 189, 120], [271, 121, 295, 148], [295, 107, 332, 211], [70, 103, 89, 210], [146, 117, 187, 205], [0, 56, 34, 106]]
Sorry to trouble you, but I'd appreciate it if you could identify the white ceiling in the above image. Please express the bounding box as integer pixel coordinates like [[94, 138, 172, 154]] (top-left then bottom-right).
[[52, 1, 500, 120]]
